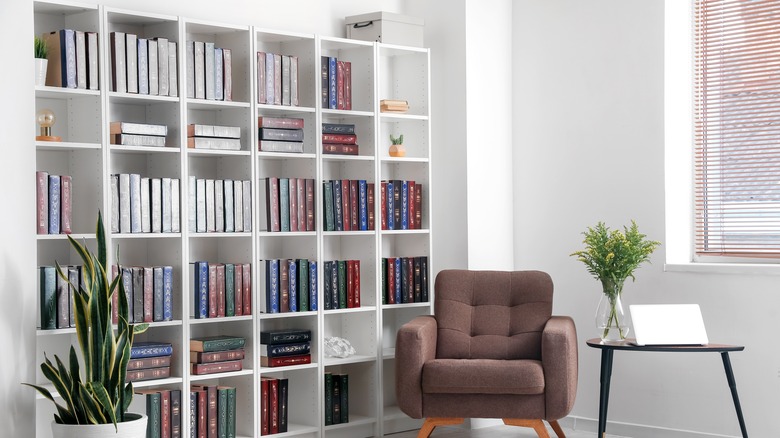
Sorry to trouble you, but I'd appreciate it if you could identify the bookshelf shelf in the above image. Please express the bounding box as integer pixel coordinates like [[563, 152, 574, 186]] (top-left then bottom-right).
[[189, 368, 254, 382], [257, 152, 317, 160], [186, 149, 252, 157], [256, 231, 317, 238], [108, 92, 180, 104], [380, 157, 430, 164], [324, 414, 375, 429], [259, 362, 318, 373], [36, 327, 76, 336], [186, 99, 252, 110], [256, 104, 316, 114], [133, 377, 185, 389], [380, 229, 430, 235], [323, 355, 375, 366], [36, 141, 101, 151], [110, 232, 182, 239], [109, 145, 180, 154], [36, 233, 94, 241], [321, 155, 375, 162], [189, 232, 253, 238], [321, 109, 374, 118], [379, 113, 428, 121], [258, 311, 318, 320], [323, 306, 377, 315], [382, 302, 430, 310], [322, 231, 375, 237], [189, 315, 253, 324], [35, 86, 101, 99]]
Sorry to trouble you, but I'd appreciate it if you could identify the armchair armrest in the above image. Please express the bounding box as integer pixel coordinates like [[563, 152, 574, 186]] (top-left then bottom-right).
[[395, 315, 437, 419], [541, 315, 578, 420]]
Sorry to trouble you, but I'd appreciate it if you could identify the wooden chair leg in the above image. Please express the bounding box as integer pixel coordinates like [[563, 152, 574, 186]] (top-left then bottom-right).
[[548, 420, 566, 438], [503, 418, 551, 438], [417, 417, 464, 438]]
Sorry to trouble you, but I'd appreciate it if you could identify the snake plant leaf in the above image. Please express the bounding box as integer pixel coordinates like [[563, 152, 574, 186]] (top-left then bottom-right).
[[133, 323, 150, 334], [69, 346, 81, 386], [53, 354, 73, 398], [40, 356, 76, 415], [21, 383, 76, 424], [77, 383, 105, 424], [89, 382, 118, 429]]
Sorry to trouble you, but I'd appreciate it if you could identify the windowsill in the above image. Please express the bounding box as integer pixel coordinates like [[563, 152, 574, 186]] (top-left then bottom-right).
[[664, 262, 780, 276]]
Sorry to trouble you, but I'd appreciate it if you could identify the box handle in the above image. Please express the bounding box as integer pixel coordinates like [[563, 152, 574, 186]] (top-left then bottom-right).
[[352, 20, 374, 29]]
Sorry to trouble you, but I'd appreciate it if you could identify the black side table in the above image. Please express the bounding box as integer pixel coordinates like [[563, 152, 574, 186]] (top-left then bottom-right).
[[586, 338, 748, 438]]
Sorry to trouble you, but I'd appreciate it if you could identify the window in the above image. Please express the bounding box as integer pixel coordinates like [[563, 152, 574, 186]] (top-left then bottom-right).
[[694, 0, 780, 259]]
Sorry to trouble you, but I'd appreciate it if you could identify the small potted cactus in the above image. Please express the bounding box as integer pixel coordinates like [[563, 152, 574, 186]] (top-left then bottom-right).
[[389, 134, 405, 157]]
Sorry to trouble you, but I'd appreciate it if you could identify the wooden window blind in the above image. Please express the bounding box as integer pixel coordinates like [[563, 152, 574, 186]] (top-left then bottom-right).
[[694, 0, 780, 258]]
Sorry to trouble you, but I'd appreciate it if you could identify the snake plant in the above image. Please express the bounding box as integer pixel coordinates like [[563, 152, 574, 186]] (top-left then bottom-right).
[[25, 212, 148, 428]]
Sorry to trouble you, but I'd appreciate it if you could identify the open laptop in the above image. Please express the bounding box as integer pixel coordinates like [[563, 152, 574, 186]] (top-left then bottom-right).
[[629, 304, 709, 346]]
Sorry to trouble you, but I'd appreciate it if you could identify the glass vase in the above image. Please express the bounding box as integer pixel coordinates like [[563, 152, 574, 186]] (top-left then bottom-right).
[[596, 292, 630, 342]]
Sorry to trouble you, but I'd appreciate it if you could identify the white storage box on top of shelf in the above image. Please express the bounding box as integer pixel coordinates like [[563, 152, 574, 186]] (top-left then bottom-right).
[[345, 11, 424, 47]]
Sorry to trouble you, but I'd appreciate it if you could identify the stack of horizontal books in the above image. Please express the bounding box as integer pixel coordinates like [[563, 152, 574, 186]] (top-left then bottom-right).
[[190, 335, 245, 375], [187, 123, 241, 150], [127, 341, 173, 382], [110, 121, 168, 147], [260, 329, 312, 367]]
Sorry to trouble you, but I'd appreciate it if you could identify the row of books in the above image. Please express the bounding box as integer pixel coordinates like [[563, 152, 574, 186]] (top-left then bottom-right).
[[42, 29, 99, 90], [137, 388, 182, 438], [260, 376, 289, 435], [191, 262, 253, 319], [128, 341, 173, 383], [324, 372, 349, 425], [322, 122, 359, 156], [109, 32, 178, 96], [110, 174, 181, 234], [260, 329, 312, 368], [186, 41, 233, 101], [381, 256, 430, 304], [257, 52, 299, 106], [320, 56, 352, 110], [323, 260, 361, 310], [188, 124, 241, 151], [115, 265, 174, 324], [380, 180, 424, 230], [190, 385, 237, 438], [35, 171, 72, 235], [38, 265, 80, 329], [258, 116, 305, 153], [110, 121, 168, 147], [259, 259, 318, 314], [322, 179, 375, 232], [259, 178, 316, 232], [188, 178, 252, 233], [190, 336, 246, 375]]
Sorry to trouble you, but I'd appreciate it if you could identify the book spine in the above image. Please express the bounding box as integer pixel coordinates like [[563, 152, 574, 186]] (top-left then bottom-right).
[[132, 266, 144, 323], [341, 180, 351, 231], [225, 264, 235, 317], [257, 117, 305, 129], [332, 371, 341, 424], [416, 183, 423, 229], [260, 342, 310, 358], [224, 179, 234, 232], [323, 181, 334, 231], [147, 392, 162, 438], [367, 183, 375, 230], [169, 42, 178, 97], [137, 39, 148, 94], [337, 260, 347, 309], [349, 180, 358, 230], [298, 259, 309, 312], [328, 57, 337, 109], [358, 180, 367, 230], [143, 266, 153, 322], [55, 267, 68, 329], [407, 257, 415, 303], [215, 180, 224, 232], [192, 349, 245, 364], [321, 123, 356, 134], [163, 266, 173, 321], [216, 264, 226, 317], [279, 259, 289, 312], [128, 355, 171, 370], [48, 175, 60, 234], [189, 392, 197, 438], [161, 390, 171, 438], [234, 263, 243, 316], [193, 338, 245, 353], [207, 264, 217, 317], [110, 32, 126, 92], [122, 267, 133, 321], [110, 175, 119, 233], [153, 266, 164, 321], [394, 258, 402, 304], [217, 388, 227, 438], [259, 330, 311, 345], [39, 267, 56, 329], [243, 181, 251, 232], [226, 387, 236, 438], [69, 267, 78, 327], [261, 354, 311, 367], [288, 178, 298, 232], [387, 258, 396, 304], [140, 177, 151, 233], [242, 263, 251, 315], [214, 48, 223, 101], [382, 258, 387, 304], [260, 379, 269, 435], [257, 52, 266, 104], [354, 260, 361, 307], [36, 171, 49, 234], [322, 133, 357, 144], [288, 259, 297, 312], [322, 143, 359, 155], [194, 41, 205, 99], [392, 180, 401, 230], [172, 179, 180, 233], [147, 39, 158, 95], [62, 29, 77, 88], [130, 344, 173, 358], [171, 390, 182, 438], [194, 262, 208, 318], [339, 374, 349, 423], [320, 56, 329, 108], [330, 261, 338, 310], [125, 33, 138, 93], [273, 54, 282, 105], [324, 373, 333, 425], [60, 175, 72, 234], [278, 378, 288, 433], [259, 128, 304, 142], [279, 179, 290, 232], [290, 56, 298, 106], [127, 366, 171, 382], [421, 256, 429, 302], [296, 178, 305, 233], [207, 386, 217, 438], [414, 257, 422, 302], [305, 179, 315, 231], [204, 42, 215, 100], [407, 181, 416, 230], [344, 61, 352, 110], [233, 181, 243, 232], [162, 178, 173, 232], [86, 32, 99, 90], [151, 178, 162, 233], [197, 390, 207, 438], [269, 379, 279, 434], [266, 52, 275, 105], [336, 61, 345, 109], [401, 180, 409, 230], [346, 261, 354, 309], [323, 262, 332, 310], [385, 182, 394, 230], [310, 262, 317, 311], [186, 41, 195, 99], [281, 55, 291, 106], [223, 48, 232, 102]]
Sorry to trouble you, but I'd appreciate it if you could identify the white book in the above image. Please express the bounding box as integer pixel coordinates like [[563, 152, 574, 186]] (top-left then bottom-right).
[[206, 179, 216, 232], [75, 30, 87, 89], [86, 32, 99, 90], [234, 180, 243, 232], [171, 178, 180, 233], [110, 32, 126, 93], [162, 177, 172, 233], [222, 48, 232, 101], [148, 39, 158, 95], [282, 55, 290, 106], [140, 177, 151, 233], [224, 179, 234, 232], [110, 174, 119, 233], [257, 178, 269, 232], [243, 180, 252, 231], [151, 178, 162, 233], [196, 178, 206, 233], [205, 42, 215, 100], [194, 41, 205, 99], [214, 47, 223, 101], [215, 179, 224, 232], [119, 173, 130, 233], [168, 42, 178, 97], [265, 52, 274, 105], [186, 41, 195, 99], [156, 37, 169, 96], [188, 176, 196, 232], [125, 33, 138, 93], [290, 55, 298, 106], [137, 38, 149, 95]]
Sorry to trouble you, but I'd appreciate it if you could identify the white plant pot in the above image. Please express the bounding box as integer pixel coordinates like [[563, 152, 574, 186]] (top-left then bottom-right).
[[34, 58, 48, 87], [51, 413, 147, 438]]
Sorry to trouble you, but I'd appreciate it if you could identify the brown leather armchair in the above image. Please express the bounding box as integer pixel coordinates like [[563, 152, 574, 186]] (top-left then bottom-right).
[[395, 270, 578, 438]]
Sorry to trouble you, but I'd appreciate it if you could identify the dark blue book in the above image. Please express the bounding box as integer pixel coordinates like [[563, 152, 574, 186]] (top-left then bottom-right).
[[328, 56, 337, 109], [401, 180, 409, 230], [153, 267, 164, 322], [130, 341, 173, 358], [358, 180, 368, 231], [421, 256, 429, 302], [260, 341, 310, 357], [394, 258, 402, 304], [121, 267, 134, 322], [39, 266, 56, 329], [288, 259, 297, 312], [323, 261, 332, 310], [321, 123, 355, 134], [385, 181, 394, 231], [400, 257, 409, 304], [162, 266, 173, 321], [171, 389, 182, 438], [48, 175, 61, 234], [194, 261, 209, 319], [330, 261, 339, 310], [333, 180, 343, 231], [309, 261, 318, 311], [279, 178, 290, 232], [61, 29, 77, 88], [297, 259, 309, 312], [323, 181, 335, 231], [278, 378, 289, 433], [266, 259, 280, 313]]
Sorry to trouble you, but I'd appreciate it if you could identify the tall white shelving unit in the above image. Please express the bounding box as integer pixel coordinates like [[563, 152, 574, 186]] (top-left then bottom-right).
[[32, 1, 431, 437]]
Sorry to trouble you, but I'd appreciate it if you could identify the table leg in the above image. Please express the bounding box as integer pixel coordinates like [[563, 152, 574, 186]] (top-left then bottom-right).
[[721, 352, 748, 437], [598, 348, 614, 438]]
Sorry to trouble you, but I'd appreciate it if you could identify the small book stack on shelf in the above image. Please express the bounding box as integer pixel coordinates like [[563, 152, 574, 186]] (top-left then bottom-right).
[[136, 389, 182, 438], [189, 178, 252, 233], [381, 256, 429, 304], [320, 56, 351, 110], [186, 41, 232, 101], [322, 179, 375, 232], [324, 373, 349, 425], [187, 124, 241, 150], [190, 335, 245, 375], [381, 180, 423, 230], [111, 174, 181, 234], [110, 121, 168, 147], [39, 265, 81, 330], [323, 260, 361, 310], [36, 171, 72, 235], [42, 29, 99, 89], [109, 32, 178, 96], [321, 123, 358, 155], [257, 52, 299, 106], [379, 99, 409, 113], [113, 265, 174, 324], [128, 341, 173, 382], [260, 329, 311, 368], [259, 177, 316, 232], [259, 259, 318, 314], [260, 376, 289, 435], [191, 261, 252, 319], [190, 385, 237, 437], [258, 117, 304, 153]]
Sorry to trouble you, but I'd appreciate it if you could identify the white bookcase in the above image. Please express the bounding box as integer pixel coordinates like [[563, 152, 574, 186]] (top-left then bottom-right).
[[33, 1, 431, 437]]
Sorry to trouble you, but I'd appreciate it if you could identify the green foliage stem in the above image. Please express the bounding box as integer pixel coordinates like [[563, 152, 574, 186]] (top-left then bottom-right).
[[34, 35, 47, 59], [389, 134, 404, 145]]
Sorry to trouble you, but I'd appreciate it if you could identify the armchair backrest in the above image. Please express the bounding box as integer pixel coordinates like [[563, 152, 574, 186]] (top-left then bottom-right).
[[434, 270, 553, 360]]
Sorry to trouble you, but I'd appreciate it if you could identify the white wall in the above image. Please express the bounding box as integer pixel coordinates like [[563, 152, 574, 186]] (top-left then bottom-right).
[[513, 1, 778, 437]]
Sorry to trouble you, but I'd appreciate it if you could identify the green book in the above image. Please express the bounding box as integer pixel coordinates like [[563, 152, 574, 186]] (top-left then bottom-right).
[[225, 264, 235, 317], [226, 387, 236, 438], [323, 181, 335, 231], [218, 387, 228, 438], [337, 260, 347, 309], [145, 391, 162, 438], [381, 258, 387, 305], [339, 374, 349, 423], [332, 372, 341, 424], [280, 178, 290, 232], [324, 372, 333, 425], [298, 259, 309, 312], [190, 335, 246, 352]]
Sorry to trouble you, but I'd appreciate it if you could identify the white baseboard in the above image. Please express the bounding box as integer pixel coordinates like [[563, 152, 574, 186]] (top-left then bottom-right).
[[559, 416, 740, 438]]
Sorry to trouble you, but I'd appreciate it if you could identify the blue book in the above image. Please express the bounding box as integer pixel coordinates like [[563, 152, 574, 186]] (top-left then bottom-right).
[[358, 180, 368, 230], [309, 261, 318, 311], [121, 267, 133, 321], [61, 29, 77, 88], [323, 181, 335, 231], [394, 258, 402, 304], [288, 259, 297, 312], [330, 261, 339, 310], [401, 180, 409, 230], [48, 175, 61, 234], [130, 341, 173, 358], [386, 182, 394, 231], [323, 261, 332, 310], [265, 52, 275, 104], [162, 266, 173, 321], [194, 261, 208, 319], [266, 259, 280, 313], [215, 48, 224, 101], [297, 259, 308, 312], [328, 57, 337, 109], [39, 266, 56, 329], [153, 266, 164, 321], [333, 180, 343, 231], [279, 178, 290, 232]]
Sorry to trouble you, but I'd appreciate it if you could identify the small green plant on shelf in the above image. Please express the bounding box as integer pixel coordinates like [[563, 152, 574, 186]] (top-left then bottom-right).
[[389, 134, 406, 157], [34, 35, 47, 59]]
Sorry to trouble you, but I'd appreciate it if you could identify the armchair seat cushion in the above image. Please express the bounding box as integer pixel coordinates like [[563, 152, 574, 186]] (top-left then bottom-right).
[[422, 358, 545, 395]]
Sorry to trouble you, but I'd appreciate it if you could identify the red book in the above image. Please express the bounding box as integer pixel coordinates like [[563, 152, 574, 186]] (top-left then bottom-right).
[[207, 386, 218, 438], [289, 178, 298, 232], [60, 175, 72, 234], [305, 179, 315, 231], [297, 177, 306, 233], [349, 180, 358, 230], [407, 181, 416, 230], [344, 61, 352, 110], [234, 265, 243, 316], [257, 116, 304, 129], [161, 389, 171, 438], [415, 183, 422, 229], [191, 360, 243, 375], [269, 378, 279, 434], [196, 389, 207, 438], [128, 355, 172, 370], [381, 182, 387, 230], [216, 264, 226, 317], [143, 266, 153, 322], [322, 143, 359, 155], [280, 261, 289, 312], [336, 60, 345, 110], [387, 258, 396, 304], [260, 354, 312, 367], [208, 264, 217, 318], [267, 177, 280, 232], [36, 171, 48, 234], [322, 133, 357, 144], [354, 259, 361, 307], [126, 366, 171, 382], [346, 261, 354, 308], [242, 263, 251, 315], [341, 180, 351, 231], [260, 378, 270, 435], [191, 349, 245, 364], [367, 183, 375, 230]]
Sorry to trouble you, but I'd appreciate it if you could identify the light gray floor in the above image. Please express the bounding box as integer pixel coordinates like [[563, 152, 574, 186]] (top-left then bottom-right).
[[386, 423, 628, 437]]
